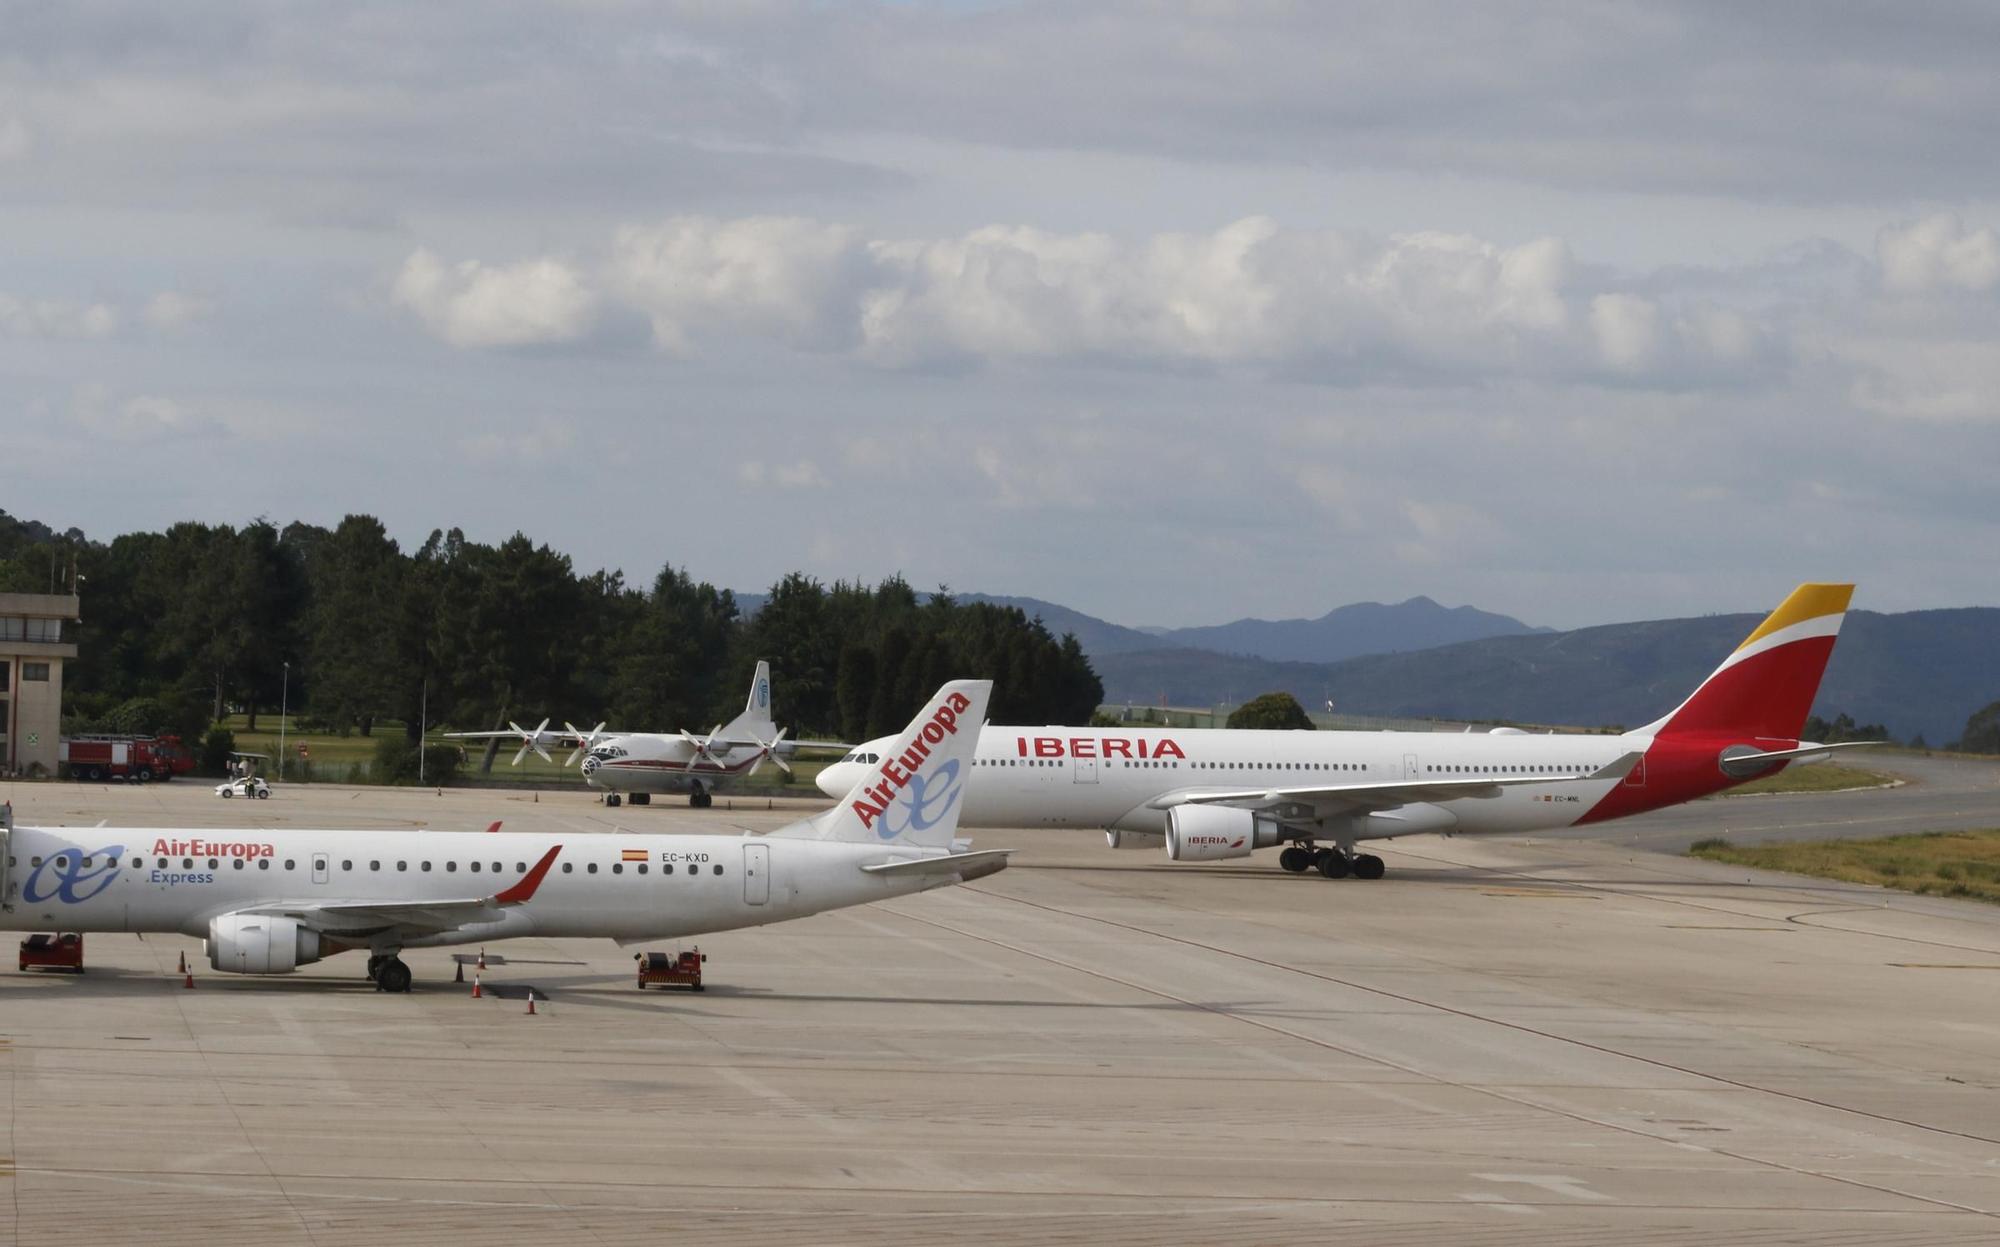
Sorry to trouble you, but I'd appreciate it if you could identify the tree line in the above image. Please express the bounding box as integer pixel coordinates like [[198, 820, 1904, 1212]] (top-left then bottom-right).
[[1, 509, 1103, 749]]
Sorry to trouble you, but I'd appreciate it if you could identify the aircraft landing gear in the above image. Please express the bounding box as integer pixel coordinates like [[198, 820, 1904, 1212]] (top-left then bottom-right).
[[629, 792, 651, 806], [1280, 841, 1386, 880], [374, 957, 413, 994], [688, 784, 712, 809], [605, 793, 622, 808]]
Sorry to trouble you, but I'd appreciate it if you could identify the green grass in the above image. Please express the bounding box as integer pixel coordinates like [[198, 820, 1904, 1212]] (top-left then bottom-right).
[[1689, 829, 2000, 904], [216, 715, 837, 792], [1723, 762, 1893, 796]]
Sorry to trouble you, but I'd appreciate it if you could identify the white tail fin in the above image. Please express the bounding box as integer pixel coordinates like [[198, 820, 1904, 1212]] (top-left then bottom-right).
[[719, 660, 776, 739], [807, 679, 991, 847]]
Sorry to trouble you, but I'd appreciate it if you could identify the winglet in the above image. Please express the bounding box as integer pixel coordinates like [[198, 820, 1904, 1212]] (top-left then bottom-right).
[[494, 844, 562, 904], [485, 820, 503, 834], [1590, 751, 1643, 781]]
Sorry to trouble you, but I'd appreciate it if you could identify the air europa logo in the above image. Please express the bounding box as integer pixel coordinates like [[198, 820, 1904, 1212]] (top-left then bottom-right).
[[852, 691, 973, 835], [150, 837, 275, 859], [23, 844, 127, 905]]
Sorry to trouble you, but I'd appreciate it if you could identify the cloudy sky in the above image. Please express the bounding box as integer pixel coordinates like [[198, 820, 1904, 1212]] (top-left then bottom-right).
[[5, 1, 1999, 630]]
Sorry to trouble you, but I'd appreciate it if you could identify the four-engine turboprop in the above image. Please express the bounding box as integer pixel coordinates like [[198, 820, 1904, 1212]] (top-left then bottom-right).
[[817, 584, 1871, 881], [448, 661, 833, 808], [1, 681, 1002, 992]]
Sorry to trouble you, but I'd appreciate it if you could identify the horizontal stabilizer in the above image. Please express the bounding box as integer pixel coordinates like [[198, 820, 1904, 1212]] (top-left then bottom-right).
[[1719, 739, 1884, 776], [860, 849, 1012, 883]]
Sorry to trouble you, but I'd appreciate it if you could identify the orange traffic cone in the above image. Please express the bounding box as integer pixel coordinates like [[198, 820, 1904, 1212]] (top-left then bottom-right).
[[182, 970, 194, 989], [525, 992, 537, 1016], [471, 974, 483, 999], [477, 948, 487, 971]]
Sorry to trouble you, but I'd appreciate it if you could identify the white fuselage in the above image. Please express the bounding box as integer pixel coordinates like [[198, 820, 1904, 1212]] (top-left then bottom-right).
[[580, 735, 767, 795], [823, 726, 1660, 838], [1, 826, 946, 946]]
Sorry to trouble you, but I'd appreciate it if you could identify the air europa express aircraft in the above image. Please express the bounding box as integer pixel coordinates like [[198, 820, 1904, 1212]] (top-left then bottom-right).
[[817, 585, 1868, 881], [0, 681, 1002, 993]]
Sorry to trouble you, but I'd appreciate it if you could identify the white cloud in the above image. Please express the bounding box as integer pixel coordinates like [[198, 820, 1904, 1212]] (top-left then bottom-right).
[[393, 249, 596, 348], [0, 116, 29, 162], [142, 290, 216, 332], [1877, 214, 2000, 294], [1589, 293, 1664, 373], [608, 216, 865, 353], [0, 293, 117, 338], [738, 459, 828, 489], [422, 215, 1780, 386], [66, 386, 218, 440], [459, 425, 577, 464]]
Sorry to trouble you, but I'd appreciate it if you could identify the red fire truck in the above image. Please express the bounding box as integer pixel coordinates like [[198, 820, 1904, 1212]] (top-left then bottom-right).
[[59, 734, 196, 782]]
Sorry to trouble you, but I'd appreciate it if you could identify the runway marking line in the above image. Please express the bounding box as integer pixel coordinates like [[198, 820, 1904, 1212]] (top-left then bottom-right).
[[1889, 963, 2000, 970]]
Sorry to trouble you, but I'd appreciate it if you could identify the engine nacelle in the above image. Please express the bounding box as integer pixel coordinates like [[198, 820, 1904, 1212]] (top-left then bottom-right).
[[206, 912, 323, 975], [1165, 806, 1286, 862], [1105, 828, 1165, 850]]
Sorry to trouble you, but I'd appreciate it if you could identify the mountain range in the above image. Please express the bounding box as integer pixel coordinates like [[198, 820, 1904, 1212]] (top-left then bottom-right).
[[736, 587, 1996, 744]]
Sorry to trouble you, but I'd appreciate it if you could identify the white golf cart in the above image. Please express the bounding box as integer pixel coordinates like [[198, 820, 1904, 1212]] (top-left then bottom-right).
[[215, 751, 272, 799]]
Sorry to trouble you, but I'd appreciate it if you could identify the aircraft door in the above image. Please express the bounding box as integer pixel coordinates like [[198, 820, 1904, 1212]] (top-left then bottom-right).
[[1623, 756, 1647, 788], [311, 853, 329, 885], [1403, 753, 1420, 781], [742, 843, 770, 905], [1072, 756, 1098, 784]]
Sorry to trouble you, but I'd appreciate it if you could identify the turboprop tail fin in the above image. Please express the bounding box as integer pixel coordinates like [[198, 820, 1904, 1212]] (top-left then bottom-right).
[[718, 660, 776, 740], [1639, 583, 1853, 741], [797, 679, 992, 848]]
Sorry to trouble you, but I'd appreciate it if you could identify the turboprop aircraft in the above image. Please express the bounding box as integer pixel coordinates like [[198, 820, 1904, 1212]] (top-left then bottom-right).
[[818, 584, 1874, 881], [0, 681, 1000, 992], [449, 661, 835, 808]]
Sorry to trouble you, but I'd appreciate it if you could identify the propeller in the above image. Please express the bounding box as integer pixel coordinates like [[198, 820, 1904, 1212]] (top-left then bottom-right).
[[563, 722, 608, 768], [746, 726, 792, 778], [680, 726, 724, 770], [509, 719, 555, 767]]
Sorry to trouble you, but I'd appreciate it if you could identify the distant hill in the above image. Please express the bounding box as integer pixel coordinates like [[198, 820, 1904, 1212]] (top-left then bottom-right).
[[1150, 596, 1548, 663], [955, 594, 1166, 655], [1095, 607, 2000, 745]]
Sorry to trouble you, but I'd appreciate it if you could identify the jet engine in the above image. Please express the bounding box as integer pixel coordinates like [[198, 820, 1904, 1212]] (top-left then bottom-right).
[[1164, 805, 1286, 862], [207, 912, 324, 974], [1104, 829, 1165, 850]]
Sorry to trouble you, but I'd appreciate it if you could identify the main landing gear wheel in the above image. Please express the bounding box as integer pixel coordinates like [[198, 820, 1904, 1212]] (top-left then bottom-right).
[[1278, 846, 1312, 873], [629, 792, 651, 806], [375, 958, 413, 994], [1352, 854, 1386, 880], [365, 955, 386, 982], [605, 793, 622, 808], [1315, 847, 1351, 879], [693, 792, 713, 809]]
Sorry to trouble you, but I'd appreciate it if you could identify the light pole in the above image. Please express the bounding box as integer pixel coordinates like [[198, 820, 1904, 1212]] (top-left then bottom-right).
[[278, 661, 289, 782], [419, 678, 428, 785]]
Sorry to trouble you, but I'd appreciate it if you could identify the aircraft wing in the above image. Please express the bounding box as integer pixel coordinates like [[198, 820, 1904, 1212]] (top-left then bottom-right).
[[442, 728, 618, 743], [1144, 752, 1643, 816], [244, 845, 562, 936], [859, 849, 1012, 882]]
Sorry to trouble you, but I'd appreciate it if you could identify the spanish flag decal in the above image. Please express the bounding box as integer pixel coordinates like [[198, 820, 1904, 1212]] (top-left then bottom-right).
[[621, 848, 647, 862]]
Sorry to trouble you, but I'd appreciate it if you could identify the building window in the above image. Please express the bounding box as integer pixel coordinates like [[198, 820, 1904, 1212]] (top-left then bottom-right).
[[21, 662, 49, 682]]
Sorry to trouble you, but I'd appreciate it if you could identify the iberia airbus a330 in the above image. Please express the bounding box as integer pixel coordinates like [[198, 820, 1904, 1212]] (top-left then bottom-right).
[[1, 681, 1000, 992], [817, 584, 1870, 880]]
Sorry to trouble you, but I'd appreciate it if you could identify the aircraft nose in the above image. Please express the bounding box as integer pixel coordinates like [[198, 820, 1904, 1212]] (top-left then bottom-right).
[[815, 765, 852, 798]]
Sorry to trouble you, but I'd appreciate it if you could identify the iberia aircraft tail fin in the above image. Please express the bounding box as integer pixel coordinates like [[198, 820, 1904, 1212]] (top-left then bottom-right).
[[1638, 583, 1853, 741], [788, 679, 992, 847]]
